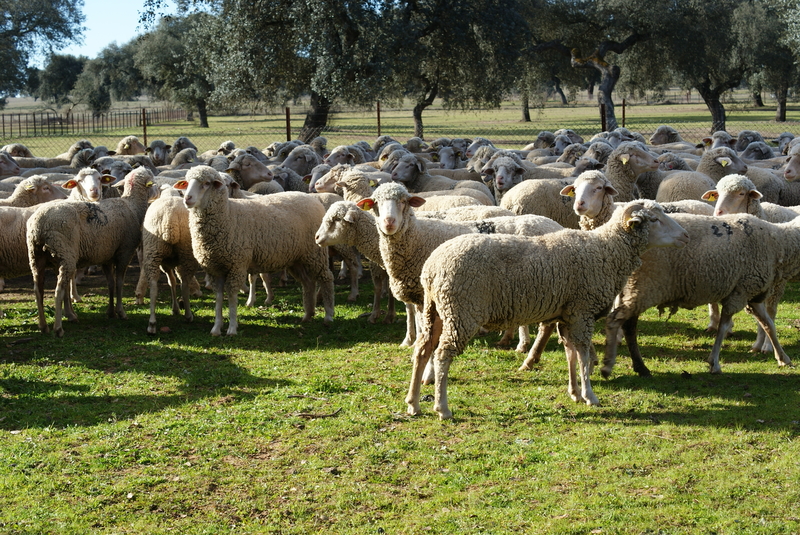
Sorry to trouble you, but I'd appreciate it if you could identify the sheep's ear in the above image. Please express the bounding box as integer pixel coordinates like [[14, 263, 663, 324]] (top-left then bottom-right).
[[107, 150, 117, 156], [145, 147, 152, 154], [100, 174, 116, 184], [356, 198, 375, 211], [369, 179, 379, 188], [560, 185, 576, 197], [62, 179, 78, 190], [165, 145, 172, 151], [748, 189, 763, 200], [123, 143, 131, 150], [701, 190, 718, 202], [483, 167, 495, 176], [624, 214, 644, 229], [430, 153, 439, 162], [303, 174, 312, 184], [702, 138, 712, 146], [173, 180, 189, 190], [717, 157, 732, 167], [408, 196, 426, 208], [343, 210, 358, 223], [605, 184, 620, 197], [212, 179, 226, 190]]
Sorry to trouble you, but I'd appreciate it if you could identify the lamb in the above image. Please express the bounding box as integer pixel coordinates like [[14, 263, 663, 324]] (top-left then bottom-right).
[[27, 167, 155, 337], [390, 152, 494, 202], [0, 175, 68, 207], [176, 166, 334, 335], [226, 153, 275, 190], [55, 139, 93, 161], [603, 213, 799, 378], [405, 200, 689, 418], [114, 135, 146, 155]]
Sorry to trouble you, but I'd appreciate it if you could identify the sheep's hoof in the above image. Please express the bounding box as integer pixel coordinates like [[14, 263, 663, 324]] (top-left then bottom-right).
[[117, 311, 128, 320], [407, 405, 422, 416], [585, 395, 600, 407], [435, 408, 453, 420], [184, 313, 194, 323], [147, 323, 157, 335], [633, 365, 651, 377], [600, 366, 614, 379], [569, 392, 584, 403], [55, 328, 65, 338], [347, 293, 358, 302], [383, 314, 396, 324]]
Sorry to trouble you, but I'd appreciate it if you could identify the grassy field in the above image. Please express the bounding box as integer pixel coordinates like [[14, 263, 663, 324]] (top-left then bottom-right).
[[2, 93, 800, 533], [1, 257, 800, 533]]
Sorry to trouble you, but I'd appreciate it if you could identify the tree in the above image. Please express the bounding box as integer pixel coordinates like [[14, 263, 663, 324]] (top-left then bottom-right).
[[134, 15, 214, 127], [37, 53, 87, 115], [382, 0, 529, 138], [0, 0, 84, 108], [73, 41, 145, 116]]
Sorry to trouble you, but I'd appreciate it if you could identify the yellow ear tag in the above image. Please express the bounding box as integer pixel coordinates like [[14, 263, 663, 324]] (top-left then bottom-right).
[[566, 190, 575, 197], [369, 179, 378, 188], [707, 193, 717, 202], [720, 160, 728, 167], [357, 199, 375, 211], [621, 156, 629, 165]]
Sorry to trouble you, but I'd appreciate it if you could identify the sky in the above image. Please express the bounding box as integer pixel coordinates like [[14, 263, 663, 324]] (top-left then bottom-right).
[[59, 0, 176, 60]]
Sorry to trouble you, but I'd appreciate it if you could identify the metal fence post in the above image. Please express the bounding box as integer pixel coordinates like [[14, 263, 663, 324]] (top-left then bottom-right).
[[142, 108, 148, 146], [622, 99, 626, 128], [285, 107, 291, 141], [600, 103, 607, 132], [377, 101, 381, 137]]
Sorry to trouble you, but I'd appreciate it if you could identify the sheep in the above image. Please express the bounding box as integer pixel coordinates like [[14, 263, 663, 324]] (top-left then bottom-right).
[[733, 130, 766, 153], [92, 159, 133, 186], [0, 152, 22, 178], [176, 166, 334, 335], [740, 141, 775, 161], [282, 144, 322, 177], [601, 142, 659, 201], [145, 140, 172, 166], [141, 194, 202, 334], [463, 137, 494, 159], [389, 152, 494, 201], [405, 200, 689, 418], [649, 125, 685, 145], [403, 137, 429, 153], [500, 178, 580, 228], [308, 136, 328, 160], [243, 146, 270, 164], [435, 146, 466, 170], [315, 201, 398, 325], [583, 141, 614, 165], [1, 143, 33, 158], [554, 129, 584, 145], [428, 168, 483, 182], [372, 135, 398, 156], [636, 153, 694, 200], [603, 212, 799, 378], [307, 163, 332, 192], [532, 131, 555, 149], [12, 155, 71, 169], [114, 135, 146, 156], [703, 131, 736, 150], [55, 139, 93, 161], [27, 167, 155, 337], [269, 165, 310, 193], [0, 175, 68, 207], [357, 182, 563, 353], [465, 144, 498, 172], [0, 205, 41, 285], [784, 148, 800, 182], [324, 145, 366, 166], [655, 146, 748, 203], [62, 168, 114, 203], [168, 137, 198, 163], [226, 153, 275, 190], [555, 143, 586, 165], [481, 156, 528, 204], [775, 132, 795, 155]]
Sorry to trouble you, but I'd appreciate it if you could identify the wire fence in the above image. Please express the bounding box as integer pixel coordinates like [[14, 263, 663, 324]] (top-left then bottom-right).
[[2, 99, 799, 158]]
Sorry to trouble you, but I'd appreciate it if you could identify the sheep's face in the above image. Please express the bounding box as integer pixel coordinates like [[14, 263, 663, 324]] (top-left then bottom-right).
[[315, 204, 357, 247], [390, 156, 423, 184], [146, 142, 171, 166], [784, 153, 800, 182], [624, 203, 689, 250], [648, 126, 677, 145], [0, 152, 21, 177], [23, 177, 68, 202], [324, 147, 353, 167], [566, 177, 617, 219], [437, 147, 461, 170], [485, 160, 524, 193], [180, 177, 224, 209]]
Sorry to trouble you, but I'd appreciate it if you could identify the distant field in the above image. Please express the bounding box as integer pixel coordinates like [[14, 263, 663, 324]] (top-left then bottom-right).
[[3, 91, 799, 157]]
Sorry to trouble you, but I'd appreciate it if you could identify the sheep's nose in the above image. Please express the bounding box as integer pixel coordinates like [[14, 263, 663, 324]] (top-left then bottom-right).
[[714, 209, 725, 216]]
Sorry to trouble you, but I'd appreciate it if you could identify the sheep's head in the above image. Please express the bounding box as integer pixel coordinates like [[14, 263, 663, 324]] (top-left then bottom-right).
[[357, 182, 425, 236], [18, 175, 68, 203], [619, 200, 689, 249], [561, 170, 616, 219], [390, 154, 426, 184], [482, 156, 525, 193], [701, 174, 761, 217], [175, 165, 224, 209], [62, 169, 114, 202]]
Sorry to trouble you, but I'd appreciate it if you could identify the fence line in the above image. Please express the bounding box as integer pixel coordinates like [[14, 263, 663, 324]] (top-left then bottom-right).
[[0, 108, 185, 139]]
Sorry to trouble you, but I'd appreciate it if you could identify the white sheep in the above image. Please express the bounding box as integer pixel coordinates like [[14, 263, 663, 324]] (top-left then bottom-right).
[[226, 153, 275, 190], [406, 200, 689, 419], [0, 176, 68, 207], [27, 167, 155, 337], [655, 147, 747, 203], [282, 144, 323, 177], [176, 166, 334, 335], [389, 153, 495, 202], [114, 135, 147, 155], [603, 213, 799, 378]]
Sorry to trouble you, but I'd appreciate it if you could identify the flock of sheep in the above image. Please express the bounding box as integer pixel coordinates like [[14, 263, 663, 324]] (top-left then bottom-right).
[[2, 124, 800, 419]]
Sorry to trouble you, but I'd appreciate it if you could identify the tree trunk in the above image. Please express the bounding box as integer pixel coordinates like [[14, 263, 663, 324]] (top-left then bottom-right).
[[696, 85, 727, 133], [197, 99, 209, 128], [594, 65, 620, 131], [521, 93, 531, 122], [752, 90, 764, 107], [299, 91, 331, 142], [553, 76, 568, 105], [412, 82, 438, 139], [587, 80, 594, 100], [775, 84, 788, 122]]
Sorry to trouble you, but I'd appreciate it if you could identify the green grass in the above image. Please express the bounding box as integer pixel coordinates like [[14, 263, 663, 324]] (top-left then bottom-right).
[[2, 264, 800, 534]]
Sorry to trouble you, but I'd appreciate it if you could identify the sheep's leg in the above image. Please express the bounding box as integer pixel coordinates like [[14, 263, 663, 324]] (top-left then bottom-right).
[[707, 313, 734, 374], [32, 257, 49, 334], [226, 289, 239, 336], [385, 295, 397, 324], [419, 305, 439, 385], [147, 276, 160, 335], [211, 276, 226, 336], [706, 302, 733, 337], [400, 302, 416, 347], [367, 269, 383, 324], [497, 328, 515, 348], [53, 266, 73, 338], [519, 322, 555, 371], [261, 273, 273, 305], [432, 315, 474, 420], [245, 273, 259, 307], [164, 268, 181, 315], [176, 266, 194, 322], [135, 263, 148, 306], [336, 246, 360, 303], [70, 271, 83, 303], [753, 291, 780, 353], [602, 307, 630, 378], [621, 315, 650, 377], [575, 341, 600, 406], [406, 307, 442, 416], [317, 267, 335, 326], [515, 325, 531, 353], [748, 301, 792, 367], [114, 263, 128, 319], [563, 343, 583, 403], [188, 274, 203, 298]]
